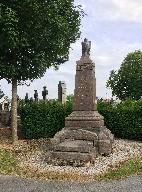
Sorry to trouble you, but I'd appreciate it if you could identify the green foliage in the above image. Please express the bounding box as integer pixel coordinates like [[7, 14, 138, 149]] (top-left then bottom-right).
[[0, 0, 82, 142], [98, 156, 142, 180], [19, 100, 73, 139], [0, 149, 18, 174], [98, 99, 142, 140], [0, 1, 82, 82], [19, 98, 142, 140], [107, 50, 142, 100], [66, 94, 74, 103]]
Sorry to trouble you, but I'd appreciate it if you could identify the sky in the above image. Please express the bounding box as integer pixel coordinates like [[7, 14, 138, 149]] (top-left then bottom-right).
[[1, 0, 142, 99]]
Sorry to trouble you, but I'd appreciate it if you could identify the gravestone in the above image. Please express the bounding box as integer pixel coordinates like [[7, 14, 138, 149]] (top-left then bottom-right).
[[42, 86, 48, 100], [25, 93, 29, 102], [58, 81, 67, 104], [0, 111, 10, 127], [30, 97, 33, 102], [48, 39, 114, 164], [34, 90, 38, 101]]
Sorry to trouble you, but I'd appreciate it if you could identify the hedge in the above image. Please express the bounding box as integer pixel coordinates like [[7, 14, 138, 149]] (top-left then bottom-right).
[[19, 99, 142, 140], [98, 99, 142, 140], [19, 100, 72, 139]]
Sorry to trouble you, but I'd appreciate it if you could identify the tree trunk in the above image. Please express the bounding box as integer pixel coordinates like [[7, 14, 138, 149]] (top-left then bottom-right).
[[11, 78, 18, 143]]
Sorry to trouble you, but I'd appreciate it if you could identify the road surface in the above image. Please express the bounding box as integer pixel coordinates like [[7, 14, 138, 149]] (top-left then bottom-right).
[[0, 174, 142, 192]]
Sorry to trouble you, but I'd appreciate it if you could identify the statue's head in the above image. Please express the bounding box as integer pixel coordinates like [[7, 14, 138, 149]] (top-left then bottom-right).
[[43, 86, 47, 90], [84, 38, 88, 42]]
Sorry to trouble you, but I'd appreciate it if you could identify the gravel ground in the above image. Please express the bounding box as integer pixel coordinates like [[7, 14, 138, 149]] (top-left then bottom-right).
[[18, 138, 142, 178], [0, 174, 142, 192]]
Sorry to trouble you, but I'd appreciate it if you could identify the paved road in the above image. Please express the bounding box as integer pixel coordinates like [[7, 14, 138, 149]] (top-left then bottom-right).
[[0, 174, 142, 192]]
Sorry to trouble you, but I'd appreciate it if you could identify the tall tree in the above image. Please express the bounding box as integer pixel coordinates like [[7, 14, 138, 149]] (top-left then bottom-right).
[[0, 0, 82, 143], [107, 50, 142, 100]]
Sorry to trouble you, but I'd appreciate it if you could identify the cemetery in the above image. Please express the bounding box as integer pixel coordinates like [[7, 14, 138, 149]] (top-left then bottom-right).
[[0, 39, 142, 181], [0, 1, 142, 191]]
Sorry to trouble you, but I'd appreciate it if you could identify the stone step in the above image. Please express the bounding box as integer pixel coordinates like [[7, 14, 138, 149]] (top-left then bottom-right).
[[50, 151, 96, 162], [54, 140, 94, 153], [59, 129, 98, 142]]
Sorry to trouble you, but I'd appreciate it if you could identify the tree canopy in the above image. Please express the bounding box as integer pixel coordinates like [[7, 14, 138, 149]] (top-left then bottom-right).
[[0, 0, 82, 143], [107, 50, 142, 100], [0, 0, 82, 82]]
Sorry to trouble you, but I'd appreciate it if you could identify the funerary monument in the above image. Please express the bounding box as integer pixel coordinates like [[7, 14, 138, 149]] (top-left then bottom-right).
[[49, 38, 114, 164]]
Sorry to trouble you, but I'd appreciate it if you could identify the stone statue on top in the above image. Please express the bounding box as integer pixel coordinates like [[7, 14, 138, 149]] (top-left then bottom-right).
[[81, 38, 91, 57]]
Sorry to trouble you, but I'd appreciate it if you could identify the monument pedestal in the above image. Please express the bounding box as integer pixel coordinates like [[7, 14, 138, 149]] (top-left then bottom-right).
[[48, 39, 114, 165], [65, 111, 104, 128], [49, 113, 113, 164]]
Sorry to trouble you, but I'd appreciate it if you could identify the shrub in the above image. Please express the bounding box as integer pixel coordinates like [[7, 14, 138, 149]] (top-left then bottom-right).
[[19, 100, 72, 139], [98, 99, 142, 140], [19, 99, 142, 140]]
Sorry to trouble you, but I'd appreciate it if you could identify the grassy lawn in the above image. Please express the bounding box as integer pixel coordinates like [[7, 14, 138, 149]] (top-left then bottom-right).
[[0, 149, 18, 174], [97, 156, 142, 181]]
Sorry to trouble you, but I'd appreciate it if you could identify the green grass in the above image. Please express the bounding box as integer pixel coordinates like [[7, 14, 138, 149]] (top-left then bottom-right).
[[98, 156, 142, 180], [0, 149, 18, 174]]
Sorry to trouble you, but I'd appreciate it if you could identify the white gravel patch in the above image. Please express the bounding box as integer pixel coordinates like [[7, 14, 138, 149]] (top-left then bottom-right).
[[20, 139, 142, 177]]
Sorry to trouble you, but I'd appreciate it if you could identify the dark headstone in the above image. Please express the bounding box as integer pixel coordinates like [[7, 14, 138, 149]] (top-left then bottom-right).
[[34, 90, 38, 101], [25, 93, 29, 102], [42, 86, 48, 100]]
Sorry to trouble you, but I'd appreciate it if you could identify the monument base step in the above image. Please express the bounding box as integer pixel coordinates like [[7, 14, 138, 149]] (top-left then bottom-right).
[[48, 140, 97, 164], [54, 140, 95, 153], [50, 151, 96, 163], [65, 111, 105, 128], [48, 114, 114, 164]]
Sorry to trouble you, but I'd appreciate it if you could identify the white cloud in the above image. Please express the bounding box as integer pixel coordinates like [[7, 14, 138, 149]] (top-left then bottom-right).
[[80, 0, 142, 23], [109, 0, 142, 23]]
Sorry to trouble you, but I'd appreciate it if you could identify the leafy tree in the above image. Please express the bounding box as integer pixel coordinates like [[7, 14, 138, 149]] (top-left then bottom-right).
[[66, 94, 74, 103], [107, 50, 142, 100], [0, 1, 82, 143]]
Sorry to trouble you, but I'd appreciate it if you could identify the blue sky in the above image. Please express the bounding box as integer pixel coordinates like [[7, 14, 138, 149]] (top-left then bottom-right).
[[1, 0, 142, 99]]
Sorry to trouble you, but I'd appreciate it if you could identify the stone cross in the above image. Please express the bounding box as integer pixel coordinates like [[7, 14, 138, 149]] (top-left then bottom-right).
[[25, 93, 29, 102], [34, 90, 38, 101], [42, 86, 48, 100]]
